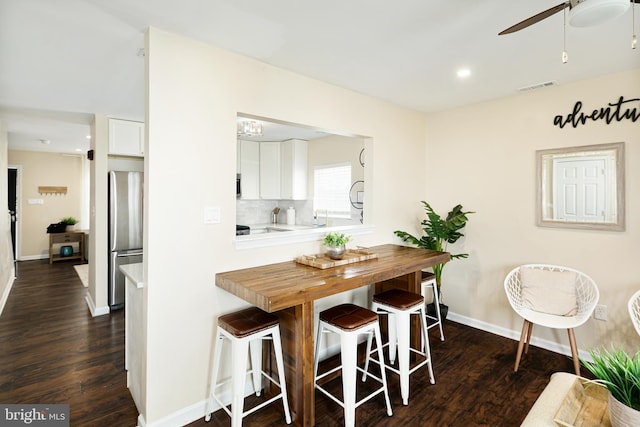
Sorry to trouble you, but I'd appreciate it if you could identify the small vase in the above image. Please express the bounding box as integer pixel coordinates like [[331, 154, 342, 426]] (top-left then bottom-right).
[[325, 245, 345, 260], [60, 245, 73, 257], [609, 392, 640, 427]]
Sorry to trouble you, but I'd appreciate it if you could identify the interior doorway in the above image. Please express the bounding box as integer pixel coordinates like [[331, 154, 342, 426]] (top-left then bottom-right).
[[7, 166, 19, 273]]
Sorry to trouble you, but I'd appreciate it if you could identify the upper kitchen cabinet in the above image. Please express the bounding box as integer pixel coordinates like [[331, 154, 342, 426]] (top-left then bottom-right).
[[259, 141, 281, 199], [259, 139, 308, 200], [280, 139, 307, 200], [237, 139, 260, 199], [109, 118, 145, 157]]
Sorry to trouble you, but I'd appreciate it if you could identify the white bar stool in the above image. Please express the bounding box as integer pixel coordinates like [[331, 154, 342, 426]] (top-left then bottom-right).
[[421, 271, 445, 341], [314, 303, 393, 427], [364, 288, 435, 405], [205, 306, 291, 427]]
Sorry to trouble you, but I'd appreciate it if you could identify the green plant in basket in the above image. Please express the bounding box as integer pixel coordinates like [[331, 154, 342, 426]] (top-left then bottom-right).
[[61, 216, 78, 225], [581, 347, 640, 411]]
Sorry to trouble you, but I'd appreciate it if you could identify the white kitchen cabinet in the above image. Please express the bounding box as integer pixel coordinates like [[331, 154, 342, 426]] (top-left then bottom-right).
[[237, 139, 260, 199], [260, 141, 281, 199], [108, 118, 145, 157], [121, 263, 145, 414], [280, 139, 307, 200]]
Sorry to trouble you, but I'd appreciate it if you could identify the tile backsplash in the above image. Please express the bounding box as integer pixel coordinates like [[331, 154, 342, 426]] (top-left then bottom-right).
[[236, 199, 313, 226], [236, 199, 363, 227]]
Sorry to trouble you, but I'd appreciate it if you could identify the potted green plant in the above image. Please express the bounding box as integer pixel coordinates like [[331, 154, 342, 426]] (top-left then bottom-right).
[[581, 347, 640, 426], [394, 201, 473, 318], [61, 216, 79, 232], [322, 232, 351, 260]]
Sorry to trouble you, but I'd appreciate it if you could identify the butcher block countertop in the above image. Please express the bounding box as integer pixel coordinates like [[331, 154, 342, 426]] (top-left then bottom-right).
[[215, 243, 450, 313]]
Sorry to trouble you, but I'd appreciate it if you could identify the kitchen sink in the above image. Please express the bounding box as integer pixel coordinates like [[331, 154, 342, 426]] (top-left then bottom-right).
[[250, 227, 287, 234]]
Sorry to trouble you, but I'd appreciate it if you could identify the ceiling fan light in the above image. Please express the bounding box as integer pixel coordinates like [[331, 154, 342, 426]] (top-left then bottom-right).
[[569, 0, 630, 27]]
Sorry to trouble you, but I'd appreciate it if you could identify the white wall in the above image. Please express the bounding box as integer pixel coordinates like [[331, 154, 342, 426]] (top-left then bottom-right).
[[143, 27, 429, 424], [424, 68, 640, 354], [0, 121, 16, 315], [87, 115, 110, 315]]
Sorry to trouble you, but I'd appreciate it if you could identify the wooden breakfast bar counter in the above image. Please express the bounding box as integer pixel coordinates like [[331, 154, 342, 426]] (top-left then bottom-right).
[[215, 244, 450, 426]]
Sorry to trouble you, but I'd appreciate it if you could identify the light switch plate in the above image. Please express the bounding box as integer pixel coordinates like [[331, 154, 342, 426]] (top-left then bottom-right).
[[28, 198, 44, 205], [203, 207, 221, 224]]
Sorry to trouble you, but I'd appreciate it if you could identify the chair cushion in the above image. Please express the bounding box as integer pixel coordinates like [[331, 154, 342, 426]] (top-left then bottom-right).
[[319, 304, 378, 330], [520, 267, 578, 316], [218, 306, 279, 338], [373, 289, 423, 310], [421, 271, 435, 282]]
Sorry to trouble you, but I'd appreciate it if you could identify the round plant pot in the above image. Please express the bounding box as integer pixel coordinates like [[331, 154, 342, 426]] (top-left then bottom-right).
[[325, 245, 345, 260], [426, 303, 449, 320], [609, 393, 640, 427], [65, 224, 75, 232]]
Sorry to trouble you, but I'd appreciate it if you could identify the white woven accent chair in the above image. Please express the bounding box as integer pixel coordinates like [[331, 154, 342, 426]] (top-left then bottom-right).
[[504, 264, 599, 376], [628, 290, 640, 336]]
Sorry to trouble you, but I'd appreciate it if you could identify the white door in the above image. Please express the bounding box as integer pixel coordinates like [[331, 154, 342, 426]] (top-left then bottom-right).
[[553, 158, 606, 222]]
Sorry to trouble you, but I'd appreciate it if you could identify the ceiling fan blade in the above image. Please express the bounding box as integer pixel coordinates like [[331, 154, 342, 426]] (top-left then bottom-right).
[[499, 2, 570, 35]]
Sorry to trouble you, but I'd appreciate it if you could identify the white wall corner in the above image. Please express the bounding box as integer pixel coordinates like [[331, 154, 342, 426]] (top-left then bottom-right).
[[0, 272, 15, 316], [142, 399, 208, 427], [84, 293, 109, 317]]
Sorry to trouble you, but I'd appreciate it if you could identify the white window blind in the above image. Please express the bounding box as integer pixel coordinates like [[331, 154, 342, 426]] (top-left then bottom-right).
[[314, 163, 351, 218]]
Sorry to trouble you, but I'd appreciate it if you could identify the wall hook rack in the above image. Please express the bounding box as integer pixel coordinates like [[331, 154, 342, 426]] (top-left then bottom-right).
[[38, 186, 67, 195]]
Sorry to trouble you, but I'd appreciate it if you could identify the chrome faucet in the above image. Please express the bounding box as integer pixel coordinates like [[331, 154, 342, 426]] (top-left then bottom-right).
[[314, 209, 329, 226]]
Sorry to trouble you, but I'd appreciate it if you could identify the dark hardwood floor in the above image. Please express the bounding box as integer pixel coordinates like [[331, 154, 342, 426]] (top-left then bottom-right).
[[1, 260, 581, 426], [0, 260, 138, 426]]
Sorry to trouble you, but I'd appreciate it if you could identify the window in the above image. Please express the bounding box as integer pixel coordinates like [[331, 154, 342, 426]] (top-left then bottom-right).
[[313, 163, 351, 218]]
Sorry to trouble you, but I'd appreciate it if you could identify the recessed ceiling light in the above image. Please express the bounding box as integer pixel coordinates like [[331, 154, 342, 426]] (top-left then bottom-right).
[[457, 68, 471, 78], [86, 135, 91, 139], [75, 148, 82, 152]]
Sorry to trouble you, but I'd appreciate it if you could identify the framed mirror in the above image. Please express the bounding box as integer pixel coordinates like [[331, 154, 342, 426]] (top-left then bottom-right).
[[536, 142, 624, 231]]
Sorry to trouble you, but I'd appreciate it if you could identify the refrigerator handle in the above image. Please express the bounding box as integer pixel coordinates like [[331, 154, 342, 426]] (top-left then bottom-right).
[[116, 251, 143, 258], [109, 171, 118, 252]]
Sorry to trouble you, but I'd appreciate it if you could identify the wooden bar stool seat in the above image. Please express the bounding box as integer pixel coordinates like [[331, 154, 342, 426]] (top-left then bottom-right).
[[364, 289, 435, 405], [205, 306, 291, 426], [314, 303, 392, 427]]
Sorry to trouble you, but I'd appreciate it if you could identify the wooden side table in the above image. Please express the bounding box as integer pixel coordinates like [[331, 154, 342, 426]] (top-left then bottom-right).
[[49, 232, 85, 264]]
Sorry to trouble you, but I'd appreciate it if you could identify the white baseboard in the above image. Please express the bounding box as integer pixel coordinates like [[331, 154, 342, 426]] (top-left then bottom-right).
[[140, 398, 212, 427], [0, 268, 16, 317], [19, 254, 48, 261], [447, 311, 593, 362], [84, 294, 109, 317]]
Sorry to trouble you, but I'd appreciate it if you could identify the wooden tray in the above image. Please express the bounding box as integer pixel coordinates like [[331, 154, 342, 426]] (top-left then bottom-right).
[[295, 249, 378, 269], [554, 378, 611, 427]]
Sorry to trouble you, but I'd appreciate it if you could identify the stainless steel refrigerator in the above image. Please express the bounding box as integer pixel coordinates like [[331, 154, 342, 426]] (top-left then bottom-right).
[[108, 171, 143, 310]]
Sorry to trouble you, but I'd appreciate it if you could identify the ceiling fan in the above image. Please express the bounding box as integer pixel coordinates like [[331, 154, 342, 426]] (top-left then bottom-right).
[[499, 0, 639, 35]]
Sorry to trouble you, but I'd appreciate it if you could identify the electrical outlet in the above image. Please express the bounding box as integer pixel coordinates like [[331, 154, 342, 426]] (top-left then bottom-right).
[[594, 304, 607, 321]]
